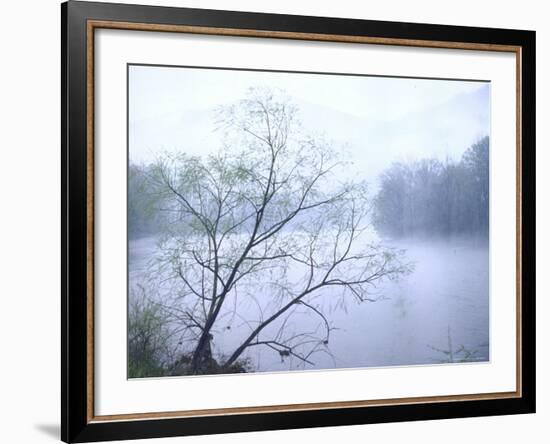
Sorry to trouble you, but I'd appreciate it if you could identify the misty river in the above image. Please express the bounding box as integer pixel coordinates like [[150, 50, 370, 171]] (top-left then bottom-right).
[[129, 237, 489, 373]]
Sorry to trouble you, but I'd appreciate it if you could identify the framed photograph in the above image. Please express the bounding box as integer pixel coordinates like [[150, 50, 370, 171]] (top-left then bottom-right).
[[61, 1, 536, 442]]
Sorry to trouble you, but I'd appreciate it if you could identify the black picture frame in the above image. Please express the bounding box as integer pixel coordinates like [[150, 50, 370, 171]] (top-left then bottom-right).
[[61, 1, 536, 442]]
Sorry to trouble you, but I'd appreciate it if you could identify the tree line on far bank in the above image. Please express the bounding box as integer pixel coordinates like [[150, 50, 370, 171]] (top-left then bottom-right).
[[373, 136, 489, 239], [129, 136, 489, 241]]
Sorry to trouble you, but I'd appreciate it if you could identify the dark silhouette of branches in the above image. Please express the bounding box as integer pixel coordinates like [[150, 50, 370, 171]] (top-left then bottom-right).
[[140, 87, 409, 374]]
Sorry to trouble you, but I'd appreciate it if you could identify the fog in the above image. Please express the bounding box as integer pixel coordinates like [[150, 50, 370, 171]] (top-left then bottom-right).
[[127, 65, 490, 376], [129, 235, 489, 371], [129, 65, 490, 185]]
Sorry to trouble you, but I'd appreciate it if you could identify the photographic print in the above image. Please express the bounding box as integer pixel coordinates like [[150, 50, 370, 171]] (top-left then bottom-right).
[[62, 5, 535, 440], [127, 65, 490, 378]]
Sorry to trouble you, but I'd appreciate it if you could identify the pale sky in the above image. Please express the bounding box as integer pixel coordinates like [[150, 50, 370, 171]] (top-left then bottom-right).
[[128, 64, 490, 182]]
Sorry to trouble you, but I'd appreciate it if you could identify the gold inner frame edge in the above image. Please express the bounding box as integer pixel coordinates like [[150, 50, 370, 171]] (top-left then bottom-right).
[[85, 19, 523, 423]]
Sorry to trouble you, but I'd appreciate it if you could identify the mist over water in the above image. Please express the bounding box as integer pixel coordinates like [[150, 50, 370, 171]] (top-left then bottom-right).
[[129, 235, 489, 372], [127, 65, 490, 377]]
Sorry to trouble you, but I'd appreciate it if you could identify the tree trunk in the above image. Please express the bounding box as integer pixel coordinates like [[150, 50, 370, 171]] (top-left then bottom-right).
[[190, 332, 213, 374]]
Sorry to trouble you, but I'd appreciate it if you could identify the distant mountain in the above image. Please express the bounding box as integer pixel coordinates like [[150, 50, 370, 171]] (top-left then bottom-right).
[[130, 84, 490, 187], [296, 84, 490, 184]]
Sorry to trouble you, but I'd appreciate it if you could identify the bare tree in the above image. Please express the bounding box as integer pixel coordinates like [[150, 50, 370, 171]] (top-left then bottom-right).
[[146, 88, 409, 374]]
